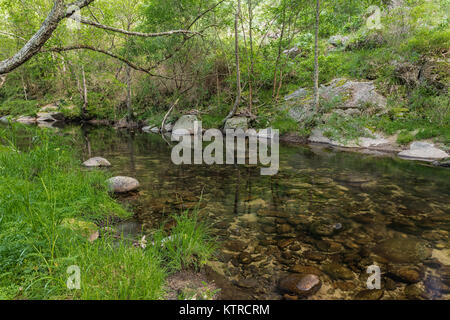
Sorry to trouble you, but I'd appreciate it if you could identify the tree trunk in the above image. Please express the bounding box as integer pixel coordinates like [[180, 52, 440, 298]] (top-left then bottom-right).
[[248, 0, 255, 113], [126, 66, 132, 122], [222, 0, 242, 126], [272, 2, 287, 100], [313, 0, 320, 110], [82, 65, 88, 118], [21, 73, 28, 100]]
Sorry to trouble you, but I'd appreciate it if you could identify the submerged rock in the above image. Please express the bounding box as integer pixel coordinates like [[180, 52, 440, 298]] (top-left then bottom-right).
[[388, 267, 421, 284], [354, 289, 384, 300], [279, 274, 322, 297], [290, 265, 322, 276], [83, 157, 111, 167], [107, 176, 140, 193], [373, 237, 432, 264], [322, 263, 354, 280]]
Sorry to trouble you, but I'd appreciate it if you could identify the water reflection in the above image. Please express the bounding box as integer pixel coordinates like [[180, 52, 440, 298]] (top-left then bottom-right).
[[5, 124, 450, 300]]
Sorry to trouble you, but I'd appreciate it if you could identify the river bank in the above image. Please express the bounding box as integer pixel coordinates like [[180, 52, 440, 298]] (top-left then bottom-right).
[[0, 125, 217, 300]]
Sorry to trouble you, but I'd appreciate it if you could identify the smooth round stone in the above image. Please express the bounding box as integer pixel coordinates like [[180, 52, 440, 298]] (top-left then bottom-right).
[[239, 252, 253, 264], [322, 263, 354, 280], [107, 176, 140, 193], [83, 157, 111, 167], [373, 237, 432, 264], [309, 221, 335, 237], [354, 289, 384, 300], [404, 284, 425, 299], [290, 265, 322, 276], [224, 239, 248, 252], [279, 274, 322, 297], [388, 267, 421, 283]]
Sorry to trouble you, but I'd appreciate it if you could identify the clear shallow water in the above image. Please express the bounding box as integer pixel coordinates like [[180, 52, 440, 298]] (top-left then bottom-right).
[[5, 124, 450, 300]]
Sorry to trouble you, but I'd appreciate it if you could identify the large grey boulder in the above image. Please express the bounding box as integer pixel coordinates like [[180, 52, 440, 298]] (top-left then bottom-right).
[[328, 35, 350, 48], [83, 157, 111, 167], [107, 176, 140, 193], [172, 115, 199, 135], [320, 78, 387, 110], [283, 78, 387, 123], [398, 142, 449, 161], [224, 117, 249, 131], [308, 128, 392, 149], [283, 46, 302, 58]]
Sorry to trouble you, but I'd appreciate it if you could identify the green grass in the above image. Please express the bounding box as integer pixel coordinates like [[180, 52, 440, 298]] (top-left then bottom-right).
[[0, 99, 39, 117], [0, 125, 216, 300]]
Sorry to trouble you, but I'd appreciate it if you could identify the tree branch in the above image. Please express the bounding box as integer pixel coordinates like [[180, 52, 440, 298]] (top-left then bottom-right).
[[42, 45, 184, 80], [0, 0, 95, 75], [79, 17, 200, 37], [0, 31, 26, 41]]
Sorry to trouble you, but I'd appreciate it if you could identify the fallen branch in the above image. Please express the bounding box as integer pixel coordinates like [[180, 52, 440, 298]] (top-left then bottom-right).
[[161, 98, 179, 133]]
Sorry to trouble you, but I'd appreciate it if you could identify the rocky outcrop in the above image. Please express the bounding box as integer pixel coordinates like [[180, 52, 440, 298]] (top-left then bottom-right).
[[82, 157, 111, 167], [308, 128, 398, 151], [284, 78, 387, 123], [393, 58, 449, 91], [224, 117, 249, 131], [398, 142, 449, 161], [172, 115, 199, 135], [107, 176, 140, 193], [328, 35, 350, 51]]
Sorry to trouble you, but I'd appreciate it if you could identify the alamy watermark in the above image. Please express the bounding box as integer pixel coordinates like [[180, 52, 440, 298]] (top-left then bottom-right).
[[366, 6, 382, 30], [367, 265, 381, 290], [66, 265, 81, 290], [66, 5, 81, 31], [170, 122, 279, 176]]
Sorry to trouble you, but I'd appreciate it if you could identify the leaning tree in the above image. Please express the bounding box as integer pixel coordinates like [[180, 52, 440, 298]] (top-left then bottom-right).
[[0, 0, 222, 87]]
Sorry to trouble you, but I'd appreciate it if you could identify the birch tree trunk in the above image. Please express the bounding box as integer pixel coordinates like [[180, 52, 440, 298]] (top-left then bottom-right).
[[82, 65, 88, 118], [222, 0, 242, 125], [313, 0, 320, 110], [248, 0, 255, 113]]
